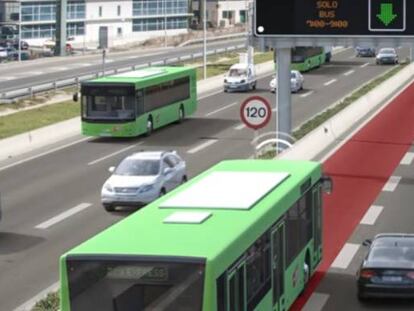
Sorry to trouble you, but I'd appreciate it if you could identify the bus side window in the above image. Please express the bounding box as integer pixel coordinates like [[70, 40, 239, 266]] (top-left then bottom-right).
[[136, 90, 144, 115]]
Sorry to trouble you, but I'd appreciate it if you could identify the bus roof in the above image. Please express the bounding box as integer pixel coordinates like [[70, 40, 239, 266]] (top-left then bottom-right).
[[87, 66, 194, 84], [65, 160, 321, 266]]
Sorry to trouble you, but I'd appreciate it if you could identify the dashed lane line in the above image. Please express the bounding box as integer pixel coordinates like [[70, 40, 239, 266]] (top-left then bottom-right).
[[35, 203, 91, 229], [331, 243, 360, 269], [88, 143, 143, 165], [324, 79, 337, 86], [205, 102, 239, 117], [187, 139, 218, 154], [360, 205, 384, 225], [302, 293, 330, 311], [382, 176, 401, 192], [234, 124, 246, 130], [360, 63, 370, 68], [300, 91, 314, 98], [401, 152, 414, 165], [344, 70, 355, 76]]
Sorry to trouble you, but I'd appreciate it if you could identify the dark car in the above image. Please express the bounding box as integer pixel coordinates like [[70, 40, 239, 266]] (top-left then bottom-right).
[[356, 46, 376, 57], [376, 48, 399, 65], [357, 234, 414, 300]]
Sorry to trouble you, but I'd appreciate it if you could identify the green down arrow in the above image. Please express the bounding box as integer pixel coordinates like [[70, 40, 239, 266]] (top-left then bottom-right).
[[376, 3, 397, 26]]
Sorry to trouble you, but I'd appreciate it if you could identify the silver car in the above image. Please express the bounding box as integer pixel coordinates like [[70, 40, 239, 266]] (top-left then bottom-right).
[[101, 151, 187, 211], [270, 70, 304, 93], [376, 48, 399, 65]]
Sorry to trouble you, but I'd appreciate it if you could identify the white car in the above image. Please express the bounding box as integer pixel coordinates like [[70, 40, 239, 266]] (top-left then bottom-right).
[[224, 63, 257, 92], [270, 70, 304, 93], [101, 151, 187, 211], [0, 47, 8, 59]]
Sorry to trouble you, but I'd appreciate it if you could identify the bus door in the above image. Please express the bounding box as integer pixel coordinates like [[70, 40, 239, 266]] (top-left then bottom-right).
[[312, 185, 322, 265], [271, 221, 285, 311], [226, 259, 246, 311]]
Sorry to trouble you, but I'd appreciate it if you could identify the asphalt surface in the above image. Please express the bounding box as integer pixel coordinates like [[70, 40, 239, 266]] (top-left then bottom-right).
[[0, 38, 245, 94], [0, 47, 410, 310]]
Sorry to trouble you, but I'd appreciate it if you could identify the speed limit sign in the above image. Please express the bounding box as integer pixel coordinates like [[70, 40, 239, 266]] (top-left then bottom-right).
[[240, 96, 272, 130]]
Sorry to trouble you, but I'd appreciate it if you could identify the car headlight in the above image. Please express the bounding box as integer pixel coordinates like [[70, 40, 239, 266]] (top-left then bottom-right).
[[139, 184, 154, 193], [103, 183, 113, 192]]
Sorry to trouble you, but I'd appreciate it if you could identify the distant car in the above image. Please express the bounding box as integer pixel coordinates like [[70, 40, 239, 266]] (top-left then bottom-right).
[[224, 63, 257, 92], [376, 48, 399, 65], [13, 40, 29, 50], [270, 70, 304, 93], [357, 233, 414, 300], [101, 151, 187, 211], [355, 46, 376, 57], [0, 47, 7, 58]]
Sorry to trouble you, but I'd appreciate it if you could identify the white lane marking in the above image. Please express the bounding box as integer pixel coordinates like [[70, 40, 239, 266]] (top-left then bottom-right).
[[0, 76, 16, 81], [35, 203, 91, 229], [234, 124, 246, 130], [331, 243, 360, 269], [187, 139, 218, 154], [105, 59, 114, 63], [0, 137, 91, 172], [25, 71, 43, 75], [300, 91, 314, 98], [360, 62, 370, 68], [302, 293, 330, 311], [401, 152, 414, 165], [382, 176, 401, 192], [77, 63, 92, 67], [344, 70, 355, 76], [50, 66, 68, 71], [360, 205, 384, 225], [324, 79, 337, 86], [205, 101, 239, 117], [88, 143, 142, 165], [127, 56, 137, 59], [13, 281, 59, 311]]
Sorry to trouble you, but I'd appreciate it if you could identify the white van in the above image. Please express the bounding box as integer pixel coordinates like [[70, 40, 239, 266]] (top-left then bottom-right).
[[224, 63, 257, 92]]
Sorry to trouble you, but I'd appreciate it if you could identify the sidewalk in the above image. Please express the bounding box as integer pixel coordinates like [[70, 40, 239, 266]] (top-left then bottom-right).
[[0, 61, 274, 162]]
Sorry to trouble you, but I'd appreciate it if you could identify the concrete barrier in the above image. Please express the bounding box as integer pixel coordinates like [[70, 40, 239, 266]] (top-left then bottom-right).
[[279, 62, 414, 161]]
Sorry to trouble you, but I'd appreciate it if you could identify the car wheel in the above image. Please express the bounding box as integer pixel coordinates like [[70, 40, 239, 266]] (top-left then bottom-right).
[[252, 82, 257, 90], [159, 188, 166, 197], [103, 204, 115, 212], [181, 175, 188, 184], [177, 106, 184, 123], [145, 117, 153, 137], [224, 88, 228, 93]]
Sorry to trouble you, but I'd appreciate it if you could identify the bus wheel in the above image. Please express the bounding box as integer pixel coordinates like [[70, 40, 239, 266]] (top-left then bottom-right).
[[178, 106, 185, 123], [145, 118, 153, 136]]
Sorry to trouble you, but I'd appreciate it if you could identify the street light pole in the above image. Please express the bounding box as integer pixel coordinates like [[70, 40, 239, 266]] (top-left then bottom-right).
[[164, 0, 167, 47], [18, 0, 21, 62], [203, 0, 207, 79]]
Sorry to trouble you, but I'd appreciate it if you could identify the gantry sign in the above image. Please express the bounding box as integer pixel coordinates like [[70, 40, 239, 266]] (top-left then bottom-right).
[[254, 0, 414, 37]]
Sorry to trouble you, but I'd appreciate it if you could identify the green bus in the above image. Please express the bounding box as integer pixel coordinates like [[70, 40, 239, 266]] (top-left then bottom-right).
[[290, 47, 327, 72], [76, 66, 197, 137], [60, 159, 332, 311]]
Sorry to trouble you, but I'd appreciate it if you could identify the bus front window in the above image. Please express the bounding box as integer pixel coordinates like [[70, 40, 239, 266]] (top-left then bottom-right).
[[84, 95, 135, 120], [66, 257, 205, 311]]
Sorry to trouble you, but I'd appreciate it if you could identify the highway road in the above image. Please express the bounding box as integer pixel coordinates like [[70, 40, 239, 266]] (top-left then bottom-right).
[[0, 38, 245, 95], [0, 47, 410, 310]]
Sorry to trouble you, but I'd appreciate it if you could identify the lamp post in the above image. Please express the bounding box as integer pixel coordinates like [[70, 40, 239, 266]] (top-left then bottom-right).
[[203, 0, 206, 79], [18, 0, 22, 62], [164, 0, 167, 47]]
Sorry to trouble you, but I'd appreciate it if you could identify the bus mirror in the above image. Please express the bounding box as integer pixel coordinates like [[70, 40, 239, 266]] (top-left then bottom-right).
[[73, 93, 79, 102], [321, 176, 333, 194]]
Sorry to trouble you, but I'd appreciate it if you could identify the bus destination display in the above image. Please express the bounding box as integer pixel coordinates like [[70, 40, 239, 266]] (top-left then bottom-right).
[[255, 0, 413, 37]]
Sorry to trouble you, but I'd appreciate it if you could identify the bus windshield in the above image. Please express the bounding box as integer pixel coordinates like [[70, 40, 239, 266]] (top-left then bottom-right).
[[81, 84, 136, 121], [66, 257, 205, 311]]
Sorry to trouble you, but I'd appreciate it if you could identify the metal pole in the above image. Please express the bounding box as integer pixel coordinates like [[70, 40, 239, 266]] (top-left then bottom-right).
[[276, 48, 291, 153], [203, 0, 207, 80], [411, 44, 414, 62], [102, 49, 106, 76], [55, 0, 67, 56], [18, 1, 21, 62], [164, 0, 167, 47]]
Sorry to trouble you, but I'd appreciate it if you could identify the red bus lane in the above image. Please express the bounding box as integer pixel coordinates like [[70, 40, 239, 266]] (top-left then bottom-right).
[[291, 81, 414, 310]]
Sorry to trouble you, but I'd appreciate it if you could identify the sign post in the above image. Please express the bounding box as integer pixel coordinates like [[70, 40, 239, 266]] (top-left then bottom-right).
[[240, 96, 272, 158]]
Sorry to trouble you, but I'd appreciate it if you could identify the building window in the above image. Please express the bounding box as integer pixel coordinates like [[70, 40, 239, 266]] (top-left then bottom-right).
[[117, 27, 122, 37], [20, 1, 85, 22], [117, 5, 121, 16], [132, 17, 188, 32], [239, 10, 246, 23], [21, 22, 84, 39], [133, 0, 188, 16], [99, 6, 102, 17]]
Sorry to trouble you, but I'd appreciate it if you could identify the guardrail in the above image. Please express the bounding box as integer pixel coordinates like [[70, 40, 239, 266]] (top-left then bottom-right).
[[0, 43, 246, 104], [178, 32, 247, 47]]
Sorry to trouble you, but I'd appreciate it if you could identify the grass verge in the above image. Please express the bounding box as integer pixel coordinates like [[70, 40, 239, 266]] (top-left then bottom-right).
[[31, 292, 59, 311]]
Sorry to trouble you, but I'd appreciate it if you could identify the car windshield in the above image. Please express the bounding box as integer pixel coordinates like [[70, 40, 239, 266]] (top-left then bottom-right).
[[379, 49, 395, 54], [367, 237, 414, 268], [115, 159, 160, 176], [291, 72, 297, 79], [228, 68, 246, 77]]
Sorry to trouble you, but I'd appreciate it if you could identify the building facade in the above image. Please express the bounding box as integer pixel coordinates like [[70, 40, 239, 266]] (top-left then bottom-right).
[[192, 0, 247, 28], [0, 0, 191, 47]]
